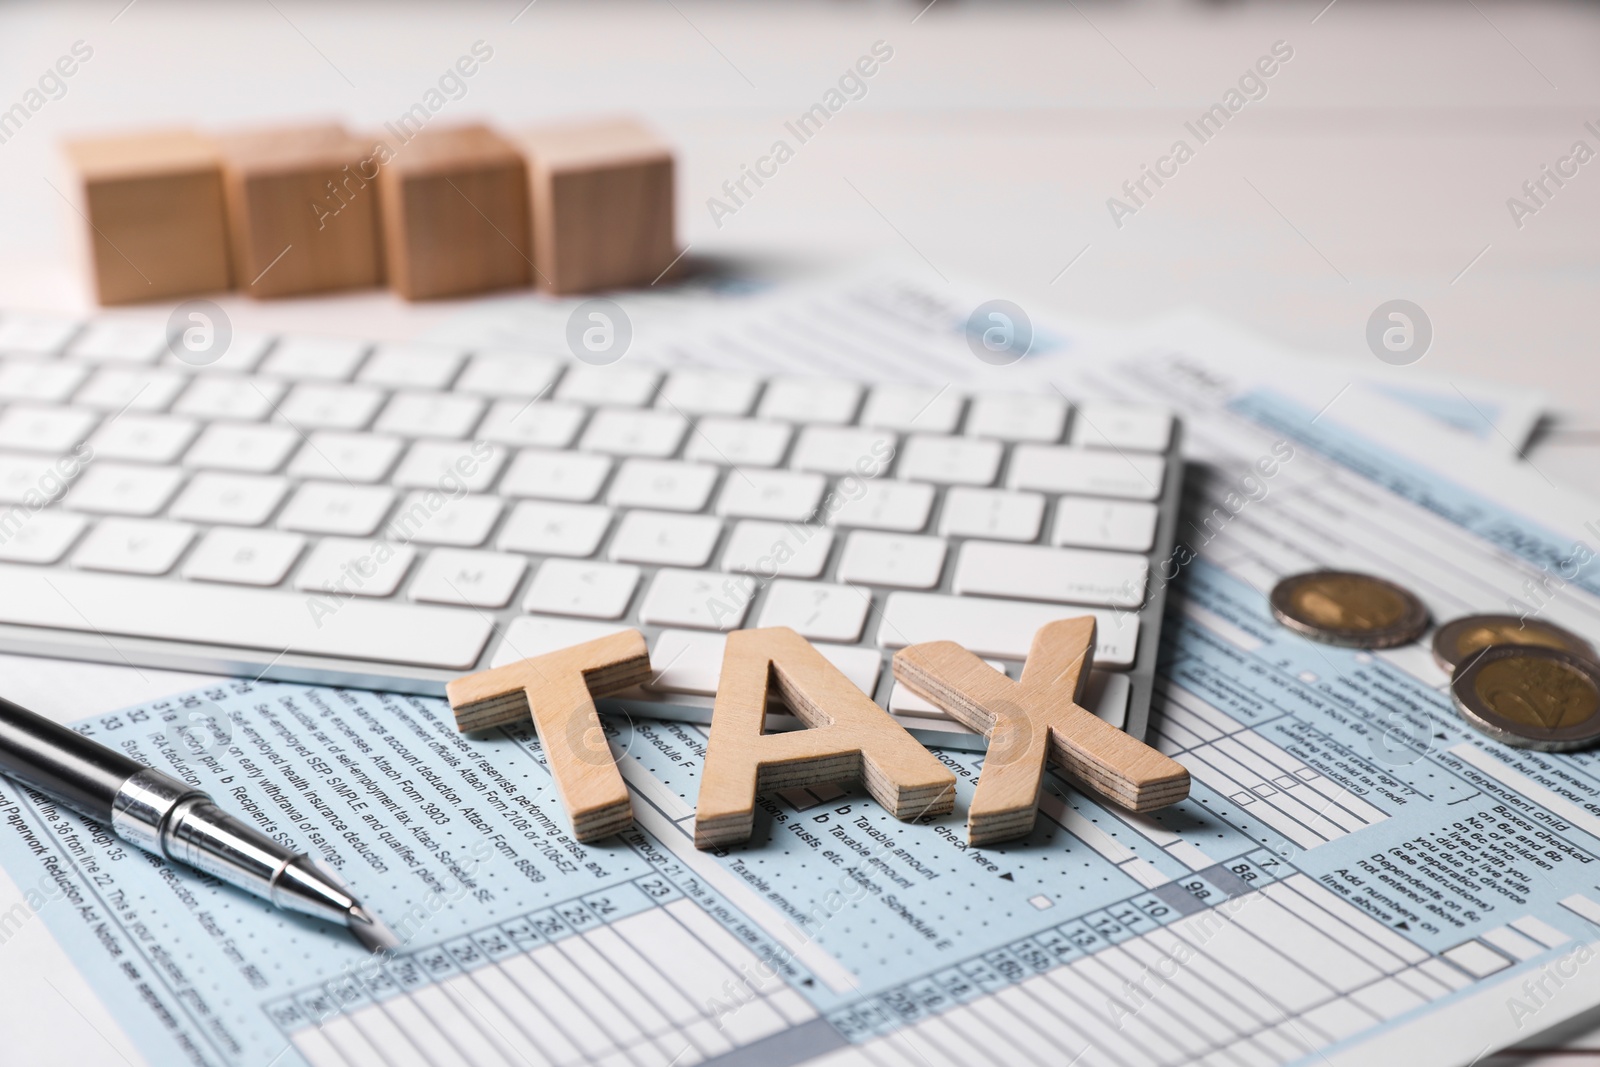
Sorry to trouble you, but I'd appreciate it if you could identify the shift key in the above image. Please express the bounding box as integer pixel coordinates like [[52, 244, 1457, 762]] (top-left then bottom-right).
[[878, 591, 1139, 669]]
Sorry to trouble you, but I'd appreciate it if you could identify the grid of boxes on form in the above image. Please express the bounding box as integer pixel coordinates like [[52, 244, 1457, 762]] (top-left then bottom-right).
[[1151, 680, 1391, 851], [265, 711, 1600, 1067], [818, 876, 1585, 1067], [272, 877, 819, 1067]]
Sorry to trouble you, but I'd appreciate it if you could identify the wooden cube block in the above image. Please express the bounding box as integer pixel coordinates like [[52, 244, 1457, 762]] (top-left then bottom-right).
[[377, 124, 531, 300], [517, 118, 676, 294], [212, 124, 382, 298], [62, 130, 232, 305]]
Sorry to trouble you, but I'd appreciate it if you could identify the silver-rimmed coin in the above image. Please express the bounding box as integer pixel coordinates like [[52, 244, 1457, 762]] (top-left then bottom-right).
[[1269, 570, 1429, 649], [1432, 614, 1595, 673], [1450, 645, 1600, 751]]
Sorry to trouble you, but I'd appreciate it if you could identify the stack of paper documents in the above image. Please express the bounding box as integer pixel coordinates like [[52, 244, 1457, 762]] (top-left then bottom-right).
[[0, 270, 1594, 1067]]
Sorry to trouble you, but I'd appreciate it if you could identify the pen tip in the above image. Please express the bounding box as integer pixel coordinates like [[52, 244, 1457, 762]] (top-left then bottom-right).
[[347, 904, 400, 954]]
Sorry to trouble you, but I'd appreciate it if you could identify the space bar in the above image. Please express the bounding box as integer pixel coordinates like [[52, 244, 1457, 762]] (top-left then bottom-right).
[[0, 565, 493, 671]]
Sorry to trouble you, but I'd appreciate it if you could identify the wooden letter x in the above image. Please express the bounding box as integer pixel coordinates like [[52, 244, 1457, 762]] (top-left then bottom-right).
[[695, 627, 956, 849], [894, 617, 1190, 846], [446, 630, 652, 843]]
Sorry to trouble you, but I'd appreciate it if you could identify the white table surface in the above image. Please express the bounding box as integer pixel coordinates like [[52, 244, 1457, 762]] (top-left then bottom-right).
[[0, 2, 1598, 1063]]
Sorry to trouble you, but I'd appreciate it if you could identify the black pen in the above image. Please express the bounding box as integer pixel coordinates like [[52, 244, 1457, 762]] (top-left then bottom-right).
[[0, 695, 397, 952]]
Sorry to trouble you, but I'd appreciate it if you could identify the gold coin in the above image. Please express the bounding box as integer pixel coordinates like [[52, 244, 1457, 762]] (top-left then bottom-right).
[[1431, 614, 1595, 672], [1451, 645, 1600, 751], [1269, 570, 1429, 649]]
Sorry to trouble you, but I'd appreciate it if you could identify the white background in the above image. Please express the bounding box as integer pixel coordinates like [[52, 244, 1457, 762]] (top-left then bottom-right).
[[0, 2, 1598, 1063]]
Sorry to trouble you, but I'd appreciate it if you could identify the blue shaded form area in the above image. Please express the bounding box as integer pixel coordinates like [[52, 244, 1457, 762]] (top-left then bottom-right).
[[1230, 388, 1600, 598], [1373, 384, 1500, 440]]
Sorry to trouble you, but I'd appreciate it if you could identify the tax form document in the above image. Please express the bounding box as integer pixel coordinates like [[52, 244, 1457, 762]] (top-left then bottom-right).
[[1, 281, 1597, 1067], [427, 263, 1549, 458]]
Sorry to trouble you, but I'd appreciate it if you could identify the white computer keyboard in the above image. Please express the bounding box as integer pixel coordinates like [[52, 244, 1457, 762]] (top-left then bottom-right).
[[0, 312, 1182, 749]]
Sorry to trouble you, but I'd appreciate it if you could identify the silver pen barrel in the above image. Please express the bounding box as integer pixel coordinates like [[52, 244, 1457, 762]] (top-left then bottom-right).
[[114, 769, 364, 930], [0, 697, 396, 951]]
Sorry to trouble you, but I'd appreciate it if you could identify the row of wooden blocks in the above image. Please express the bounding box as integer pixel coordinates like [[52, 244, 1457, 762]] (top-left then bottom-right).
[[64, 118, 675, 304]]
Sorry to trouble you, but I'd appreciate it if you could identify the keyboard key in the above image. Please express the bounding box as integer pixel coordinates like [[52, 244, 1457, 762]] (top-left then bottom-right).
[[294, 537, 416, 597], [66, 320, 165, 363], [1053, 498, 1159, 552], [158, 330, 272, 374], [183, 423, 299, 473], [560, 363, 662, 407], [0, 359, 87, 402], [638, 568, 754, 630], [897, 434, 1001, 486], [816, 644, 885, 696], [953, 541, 1147, 608], [965, 393, 1067, 442], [720, 520, 833, 579], [645, 629, 881, 696], [607, 459, 718, 512], [72, 518, 195, 575], [939, 487, 1044, 542], [608, 511, 722, 567], [182, 528, 305, 585], [580, 408, 687, 458], [394, 492, 502, 547], [357, 344, 463, 389], [477, 400, 588, 449], [0, 511, 86, 563], [757, 580, 869, 642], [826, 479, 934, 532], [87, 413, 198, 463], [1009, 445, 1165, 500], [259, 336, 369, 380], [168, 472, 288, 526], [277, 482, 394, 536], [489, 616, 630, 668], [658, 369, 759, 415], [73, 367, 188, 412], [500, 448, 611, 502], [374, 392, 484, 439], [715, 469, 824, 522], [454, 351, 562, 397], [790, 426, 896, 476], [0, 562, 490, 668], [497, 501, 611, 557], [687, 418, 791, 468], [878, 592, 1139, 668], [757, 377, 860, 424], [1070, 403, 1173, 453], [173, 376, 285, 421], [0, 452, 81, 503], [63, 463, 184, 516], [287, 431, 403, 483], [836, 531, 945, 589], [860, 384, 964, 433], [522, 559, 640, 619], [277, 383, 385, 430], [392, 441, 504, 492], [643, 629, 739, 695], [408, 549, 525, 608], [0, 404, 99, 452], [0, 315, 78, 354]]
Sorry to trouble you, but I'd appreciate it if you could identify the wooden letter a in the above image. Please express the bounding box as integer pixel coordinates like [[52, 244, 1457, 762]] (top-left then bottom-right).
[[694, 627, 956, 849], [894, 616, 1190, 846], [447, 630, 652, 843]]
